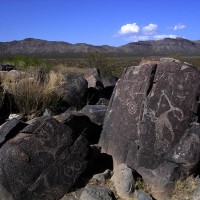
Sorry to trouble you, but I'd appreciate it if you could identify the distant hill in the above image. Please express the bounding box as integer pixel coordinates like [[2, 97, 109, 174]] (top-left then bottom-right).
[[0, 37, 200, 56]]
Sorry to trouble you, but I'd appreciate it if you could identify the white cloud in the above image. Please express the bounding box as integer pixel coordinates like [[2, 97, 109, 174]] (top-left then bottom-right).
[[126, 35, 150, 42], [142, 24, 158, 34], [119, 23, 140, 35], [154, 34, 177, 40], [173, 23, 186, 30], [115, 22, 183, 42]]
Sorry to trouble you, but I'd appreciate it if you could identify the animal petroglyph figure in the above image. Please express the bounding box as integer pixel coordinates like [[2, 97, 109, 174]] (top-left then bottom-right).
[[152, 90, 184, 153]]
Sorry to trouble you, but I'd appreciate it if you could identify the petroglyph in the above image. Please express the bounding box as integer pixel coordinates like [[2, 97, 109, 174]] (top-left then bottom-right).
[[127, 99, 137, 114], [152, 90, 184, 153]]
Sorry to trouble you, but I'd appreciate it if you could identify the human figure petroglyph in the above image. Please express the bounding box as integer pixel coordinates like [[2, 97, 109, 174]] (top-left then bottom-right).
[[152, 90, 184, 153]]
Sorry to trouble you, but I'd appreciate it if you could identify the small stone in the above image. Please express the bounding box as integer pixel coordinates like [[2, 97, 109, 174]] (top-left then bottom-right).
[[79, 185, 116, 200], [92, 169, 112, 183], [135, 190, 153, 200]]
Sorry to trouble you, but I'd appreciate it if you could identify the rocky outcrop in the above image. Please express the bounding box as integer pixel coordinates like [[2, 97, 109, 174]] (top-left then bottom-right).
[[0, 116, 89, 200], [99, 58, 200, 199]]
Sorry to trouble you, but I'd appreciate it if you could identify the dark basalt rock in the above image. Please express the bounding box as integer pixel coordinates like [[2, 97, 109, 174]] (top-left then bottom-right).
[[86, 87, 102, 105], [0, 116, 89, 200], [102, 76, 118, 100], [0, 64, 15, 71], [81, 105, 107, 126], [79, 184, 116, 200], [0, 118, 27, 148], [99, 58, 200, 199], [55, 73, 88, 112], [56, 107, 103, 144], [166, 123, 200, 177]]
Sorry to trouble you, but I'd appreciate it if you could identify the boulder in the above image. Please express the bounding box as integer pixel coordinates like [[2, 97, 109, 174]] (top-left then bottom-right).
[[92, 169, 112, 183], [96, 98, 110, 106], [8, 113, 24, 120], [135, 190, 153, 200], [166, 123, 200, 177], [86, 87, 102, 105], [81, 105, 107, 125], [85, 70, 103, 90], [79, 184, 116, 200], [0, 64, 15, 71], [55, 73, 88, 111], [0, 118, 27, 147], [0, 116, 89, 200], [101, 76, 118, 100], [99, 58, 200, 199], [57, 107, 102, 144]]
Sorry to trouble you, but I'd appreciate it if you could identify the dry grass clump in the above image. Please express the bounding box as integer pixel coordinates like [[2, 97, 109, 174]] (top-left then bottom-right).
[[135, 178, 152, 195], [56, 65, 87, 76], [1, 69, 64, 119], [172, 176, 198, 200]]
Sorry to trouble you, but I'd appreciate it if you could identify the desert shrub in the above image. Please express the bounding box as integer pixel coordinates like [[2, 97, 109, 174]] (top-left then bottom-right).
[[0, 55, 53, 71], [135, 177, 152, 195], [81, 52, 114, 77], [2, 70, 62, 119], [172, 176, 197, 200]]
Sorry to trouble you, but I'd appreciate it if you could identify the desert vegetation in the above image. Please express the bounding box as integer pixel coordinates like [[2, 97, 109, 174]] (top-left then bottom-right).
[[172, 176, 198, 200], [1, 53, 200, 120], [1, 53, 200, 78], [1, 69, 65, 119]]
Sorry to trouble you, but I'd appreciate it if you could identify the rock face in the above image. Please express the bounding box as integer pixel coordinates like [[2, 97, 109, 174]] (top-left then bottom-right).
[[0, 116, 89, 200], [99, 58, 200, 199]]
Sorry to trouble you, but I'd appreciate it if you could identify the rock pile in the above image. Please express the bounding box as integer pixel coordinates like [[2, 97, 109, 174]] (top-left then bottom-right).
[[1, 59, 200, 199]]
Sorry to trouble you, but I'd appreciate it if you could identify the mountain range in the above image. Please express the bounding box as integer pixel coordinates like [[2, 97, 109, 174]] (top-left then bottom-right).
[[0, 37, 200, 56]]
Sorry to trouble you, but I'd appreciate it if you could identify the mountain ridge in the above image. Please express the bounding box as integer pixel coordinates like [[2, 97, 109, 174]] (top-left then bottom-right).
[[0, 37, 200, 56]]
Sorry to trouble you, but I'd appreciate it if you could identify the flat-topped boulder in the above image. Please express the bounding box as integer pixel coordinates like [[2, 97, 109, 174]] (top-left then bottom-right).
[[99, 58, 200, 199]]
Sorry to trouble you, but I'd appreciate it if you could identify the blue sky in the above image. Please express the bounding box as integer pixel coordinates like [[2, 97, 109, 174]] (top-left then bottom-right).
[[1, 0, 200, 46]]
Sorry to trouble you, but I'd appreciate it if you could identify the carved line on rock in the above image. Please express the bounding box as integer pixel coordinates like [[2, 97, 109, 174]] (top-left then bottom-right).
[[151, 90, 185, 154]]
